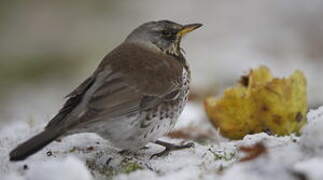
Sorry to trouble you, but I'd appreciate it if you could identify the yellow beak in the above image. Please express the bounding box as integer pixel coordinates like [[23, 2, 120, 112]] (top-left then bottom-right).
[[177, 23, 203, 37]]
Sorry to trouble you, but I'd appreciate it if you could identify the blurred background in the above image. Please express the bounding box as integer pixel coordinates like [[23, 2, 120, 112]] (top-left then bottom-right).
[[1, 0, 323, 127]]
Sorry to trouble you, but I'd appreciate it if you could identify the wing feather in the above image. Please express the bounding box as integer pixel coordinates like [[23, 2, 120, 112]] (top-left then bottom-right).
[[46, 43, 184, 130]]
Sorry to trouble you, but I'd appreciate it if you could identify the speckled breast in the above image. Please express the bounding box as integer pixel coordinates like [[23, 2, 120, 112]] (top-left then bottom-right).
[[137, 68, 191, 144], [97, 68, 191, 151]]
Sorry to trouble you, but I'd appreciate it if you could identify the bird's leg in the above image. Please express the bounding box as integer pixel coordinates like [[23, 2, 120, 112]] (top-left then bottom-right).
[[119, 145, 149, 155], [141, 145, 150, 150], [150, 140, 194, 159], [118, 149, 134, 156]]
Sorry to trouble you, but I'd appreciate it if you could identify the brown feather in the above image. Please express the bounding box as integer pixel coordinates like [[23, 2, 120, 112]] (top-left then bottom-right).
[[79, 43, 185, 124], [47, 42, 185, 130], [97, 43, 183, 96]]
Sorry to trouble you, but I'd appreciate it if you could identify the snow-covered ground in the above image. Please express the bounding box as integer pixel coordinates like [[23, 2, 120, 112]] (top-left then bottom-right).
[[1, 103, 323, 180]]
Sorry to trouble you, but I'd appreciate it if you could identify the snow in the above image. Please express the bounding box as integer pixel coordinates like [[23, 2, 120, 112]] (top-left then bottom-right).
[[26, 157, 92, 180], [300, 106, 323, 156], [1, 103, 323, 180], [2, 157, 92, 180], [294, 158, 323, 180]]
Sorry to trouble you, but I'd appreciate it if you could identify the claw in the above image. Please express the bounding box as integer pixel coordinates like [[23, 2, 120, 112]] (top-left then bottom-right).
[[118, 149, 131, 156], [150, 140, 194, 159]]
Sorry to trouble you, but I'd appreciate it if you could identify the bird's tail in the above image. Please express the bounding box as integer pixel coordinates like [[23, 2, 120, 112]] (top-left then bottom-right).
[[9, 128, 62, 161]]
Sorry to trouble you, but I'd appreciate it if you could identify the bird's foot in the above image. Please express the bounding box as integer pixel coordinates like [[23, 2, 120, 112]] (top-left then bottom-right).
[[118, 149, 136, 156], [118, 149, 129, 155], [150, 140, 194, 159], [119, 145, 149, 155], [141, 146, 150, 150]]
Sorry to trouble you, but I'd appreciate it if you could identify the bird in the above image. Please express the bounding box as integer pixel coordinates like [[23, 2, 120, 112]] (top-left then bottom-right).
[[9, 20, 202, 161]]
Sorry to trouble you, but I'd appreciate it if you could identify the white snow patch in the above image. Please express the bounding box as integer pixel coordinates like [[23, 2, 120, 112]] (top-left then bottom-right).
[[294, 158, 323, 180], [300, 106, 323, 155], [3, 174, 24, 180], [3, 157, 92, 180], [1, 104, 323, 180], [25, 157, 92, 180]]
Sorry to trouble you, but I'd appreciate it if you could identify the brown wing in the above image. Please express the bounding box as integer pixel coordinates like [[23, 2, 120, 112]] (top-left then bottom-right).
[[97, 43, 183, 97], [46, 43, 184, 129], [83, 43, 184, 121]]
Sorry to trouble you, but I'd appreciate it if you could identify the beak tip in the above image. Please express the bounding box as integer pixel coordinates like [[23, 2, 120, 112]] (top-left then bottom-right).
[[195, 23, 203, 28], [183, 23, 203, 31]]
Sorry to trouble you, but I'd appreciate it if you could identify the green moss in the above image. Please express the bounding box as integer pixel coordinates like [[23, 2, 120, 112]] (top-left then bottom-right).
[[86, 159, 117, 178], [121, 161, 143, 174], [209, 149, 236, 161], [85, 157, 143, 179]]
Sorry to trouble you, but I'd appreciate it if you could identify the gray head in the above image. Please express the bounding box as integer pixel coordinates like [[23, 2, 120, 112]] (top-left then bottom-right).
[[125, 20, 202, 56]]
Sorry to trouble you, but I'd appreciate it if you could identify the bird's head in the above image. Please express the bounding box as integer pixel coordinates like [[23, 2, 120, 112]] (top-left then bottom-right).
[[125, 20, 202, 57]]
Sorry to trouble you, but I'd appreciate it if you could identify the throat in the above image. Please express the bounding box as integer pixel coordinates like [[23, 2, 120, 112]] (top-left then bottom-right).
[[164, 44, 181, 57], [165, 47, 190, 76], [162, 39, 190, 74], [164, 38, 182, 57]]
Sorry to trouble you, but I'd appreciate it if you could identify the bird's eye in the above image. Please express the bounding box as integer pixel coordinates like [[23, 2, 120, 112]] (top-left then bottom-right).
[[162, 30, 173, 37]]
